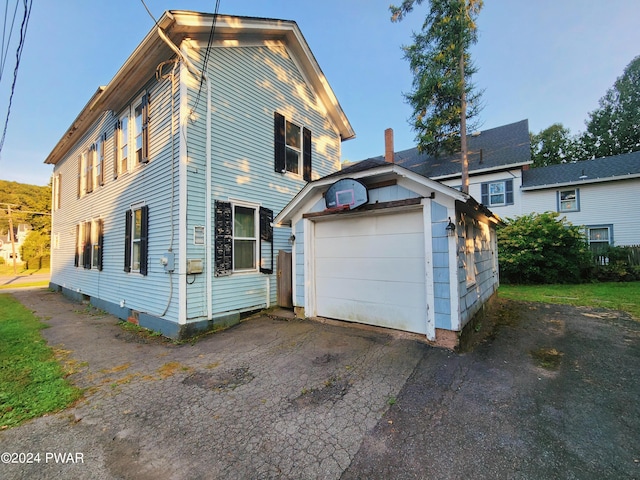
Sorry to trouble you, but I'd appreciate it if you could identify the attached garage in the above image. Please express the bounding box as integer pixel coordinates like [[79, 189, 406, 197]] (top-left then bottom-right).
[[275, 160, 501, 349], [314, 211, 427, 334]]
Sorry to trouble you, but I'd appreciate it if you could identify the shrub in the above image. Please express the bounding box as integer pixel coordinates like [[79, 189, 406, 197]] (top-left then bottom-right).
[[497, 212, 592, 284]]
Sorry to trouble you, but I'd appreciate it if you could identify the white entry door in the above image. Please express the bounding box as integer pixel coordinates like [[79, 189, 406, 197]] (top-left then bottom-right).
[[313, 210, 427, 334]]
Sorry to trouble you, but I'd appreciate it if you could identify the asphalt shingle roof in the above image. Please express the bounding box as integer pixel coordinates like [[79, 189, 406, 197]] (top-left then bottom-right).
[[521, 150, 640, 188], [375, 119, 533, 178]]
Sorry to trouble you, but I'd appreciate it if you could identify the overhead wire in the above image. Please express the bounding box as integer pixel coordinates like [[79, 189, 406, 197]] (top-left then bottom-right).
[[0, 0, 31, 157], [193, 0, 220, 112], [0, 0, 19, 83]]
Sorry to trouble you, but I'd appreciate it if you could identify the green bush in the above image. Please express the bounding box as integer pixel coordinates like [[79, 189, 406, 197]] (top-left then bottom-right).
[[591, 246, 640, 282], [497, 212, 592, 284]]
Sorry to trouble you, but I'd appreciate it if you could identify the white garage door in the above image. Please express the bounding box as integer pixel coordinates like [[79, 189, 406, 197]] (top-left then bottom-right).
[[314, 210, 427, 334]]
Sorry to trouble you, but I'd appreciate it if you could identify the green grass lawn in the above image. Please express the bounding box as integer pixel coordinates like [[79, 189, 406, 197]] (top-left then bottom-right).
[[0, 294, 81, 429], [499, 281, 640, 320]]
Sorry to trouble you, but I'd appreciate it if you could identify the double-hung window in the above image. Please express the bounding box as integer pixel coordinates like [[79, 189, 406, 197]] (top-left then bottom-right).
[[274, 112, 312, 181], [214, 201, 273, 276], [124, 205, 148, 275], [75, 219, 103, 270], [233, 205, 257, 271], [115, 93, 150, 177], [118, 112, 129, 175], [480, 179, 514, 207], [558, 188, 579, 212], [586, 225, 612, 254]]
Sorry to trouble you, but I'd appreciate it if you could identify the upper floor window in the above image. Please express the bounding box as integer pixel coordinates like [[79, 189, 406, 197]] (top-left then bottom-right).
[[558, 188, 579, 212], [133, 94, 149, 164], [117, 112, 129, 175], [480, 179, 513, 207], [274, 112, 312, 181], [52, 174, 61, 211]]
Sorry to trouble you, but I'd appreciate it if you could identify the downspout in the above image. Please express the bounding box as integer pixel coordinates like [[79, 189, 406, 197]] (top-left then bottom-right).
[[158, 28, 213, 321]]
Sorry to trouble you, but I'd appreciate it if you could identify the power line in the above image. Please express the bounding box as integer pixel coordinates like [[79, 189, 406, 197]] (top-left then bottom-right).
[[0, 0, 32, 157], [0, 0, 19, 83], [193, 0, 221, 112]]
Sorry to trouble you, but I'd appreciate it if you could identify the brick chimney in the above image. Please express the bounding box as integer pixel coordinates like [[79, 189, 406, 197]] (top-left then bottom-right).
[[384, 128, 394, 163]]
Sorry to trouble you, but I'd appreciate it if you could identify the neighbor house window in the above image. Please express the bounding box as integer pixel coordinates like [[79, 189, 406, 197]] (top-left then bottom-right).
[[558, 188, 579, 212], [586, 225, 612, 255], [214, 201, 273, 276], [480, 179, 513, 207], [124, 205, 148, 275], [274, 112, 312, 181]]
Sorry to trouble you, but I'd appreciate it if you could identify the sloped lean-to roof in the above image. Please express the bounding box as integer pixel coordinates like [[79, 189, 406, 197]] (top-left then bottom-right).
[[45, 10, 355, 166], [521, 150, 640, 190], [365, 119, 531, 180]]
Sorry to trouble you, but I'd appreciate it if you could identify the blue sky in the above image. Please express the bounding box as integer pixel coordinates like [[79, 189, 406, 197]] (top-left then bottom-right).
[[1, 0, 638, 186]]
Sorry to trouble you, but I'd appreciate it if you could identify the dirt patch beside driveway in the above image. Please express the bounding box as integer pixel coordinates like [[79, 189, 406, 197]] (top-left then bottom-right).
[[1, 290, 639, 479]]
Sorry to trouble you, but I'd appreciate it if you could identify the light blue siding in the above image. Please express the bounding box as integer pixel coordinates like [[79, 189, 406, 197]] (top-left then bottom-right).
[[50, 73, 181, 323], [431, 201, 451, 330], [182, 44, 342, 320], [368, 184, 419, 203]]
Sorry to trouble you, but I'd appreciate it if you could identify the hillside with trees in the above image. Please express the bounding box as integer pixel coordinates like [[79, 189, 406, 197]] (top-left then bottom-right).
[[0, 179, 51, 266]]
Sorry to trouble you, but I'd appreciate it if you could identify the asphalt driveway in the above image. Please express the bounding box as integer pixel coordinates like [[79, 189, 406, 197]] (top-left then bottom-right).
[[1, 288, 639, 479]]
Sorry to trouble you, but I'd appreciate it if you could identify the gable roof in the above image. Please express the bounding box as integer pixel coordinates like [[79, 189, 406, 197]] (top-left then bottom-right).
[[521, 150, 640, 190], [275, 161, 501, 227], [45, 11, 355, 165], [365, 119, 531, 180]]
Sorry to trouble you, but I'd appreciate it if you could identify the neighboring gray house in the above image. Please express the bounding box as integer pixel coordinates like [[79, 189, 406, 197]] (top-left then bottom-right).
[[45, 11, 354, 338], [520, 151, 640, 251], [381, 119, 639, 252]]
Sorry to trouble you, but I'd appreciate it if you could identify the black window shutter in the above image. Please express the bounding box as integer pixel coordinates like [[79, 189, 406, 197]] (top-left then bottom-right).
[[83, 222, 91, 269], [214, 201, 233, 276], [74, 224, 80, 267], [274, 112, 286, 173], [303, 127, 312, 182], [124, 209, 132, 272], [97, 219, 104, 271], [505, 179, 514, 205], [481, 183, 488, 205], [141, 94, 150, 163], [140, 205, 149, 275], [259, 207, 273, 274], [113, 121, 120, 180]]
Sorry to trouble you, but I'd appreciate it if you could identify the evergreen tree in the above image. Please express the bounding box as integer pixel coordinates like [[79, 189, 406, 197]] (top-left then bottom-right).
[[391, 0, 483, 192]]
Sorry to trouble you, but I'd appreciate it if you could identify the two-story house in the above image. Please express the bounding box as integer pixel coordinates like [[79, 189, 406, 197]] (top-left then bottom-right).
[[378, 119, 639, 253], [45, 11, 355, 338]]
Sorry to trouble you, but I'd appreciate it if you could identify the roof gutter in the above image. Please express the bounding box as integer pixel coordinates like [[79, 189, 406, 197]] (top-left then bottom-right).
[[521, 172, 640, 191]]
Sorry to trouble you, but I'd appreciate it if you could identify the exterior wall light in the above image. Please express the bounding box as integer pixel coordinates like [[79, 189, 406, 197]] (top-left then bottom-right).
[[446, 217, 456, 236]]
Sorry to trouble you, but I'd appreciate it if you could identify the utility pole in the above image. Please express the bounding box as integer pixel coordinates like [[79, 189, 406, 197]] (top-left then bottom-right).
[[4, 203, 18, 275]]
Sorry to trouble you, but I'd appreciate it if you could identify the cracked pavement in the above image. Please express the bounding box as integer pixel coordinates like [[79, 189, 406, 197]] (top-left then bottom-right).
[[1, 289, 639, 479]]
